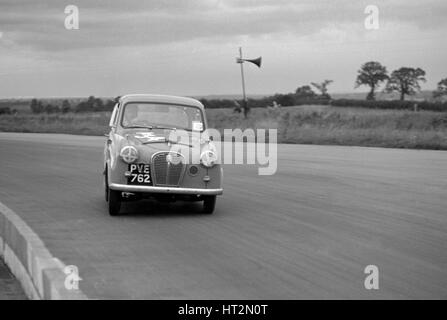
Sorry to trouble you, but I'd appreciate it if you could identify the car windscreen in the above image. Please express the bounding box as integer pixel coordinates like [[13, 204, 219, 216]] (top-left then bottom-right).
[[121, 102, 204, 131]]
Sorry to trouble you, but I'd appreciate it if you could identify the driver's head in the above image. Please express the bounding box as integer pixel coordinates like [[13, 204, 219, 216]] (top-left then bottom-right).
[[126, 104, 139, 119]]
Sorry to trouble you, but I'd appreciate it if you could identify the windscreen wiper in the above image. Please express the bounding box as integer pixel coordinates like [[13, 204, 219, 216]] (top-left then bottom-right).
[[153, 126, 177, 130], [125, 125, 154, 130]]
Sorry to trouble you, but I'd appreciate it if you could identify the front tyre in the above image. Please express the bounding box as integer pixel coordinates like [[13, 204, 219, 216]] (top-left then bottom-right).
[[108, 189, 122, 216], [202, 195, 216, 214], [104, 171, 109, 202]]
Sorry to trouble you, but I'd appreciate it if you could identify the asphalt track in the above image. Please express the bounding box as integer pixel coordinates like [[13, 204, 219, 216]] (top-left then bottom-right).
[[0, 132, 446, 299]]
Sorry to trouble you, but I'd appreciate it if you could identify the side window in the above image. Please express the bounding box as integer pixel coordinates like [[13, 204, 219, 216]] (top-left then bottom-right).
[[109, 103, 119, 127]]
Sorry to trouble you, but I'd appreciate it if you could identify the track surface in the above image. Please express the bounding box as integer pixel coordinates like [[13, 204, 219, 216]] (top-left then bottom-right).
[[0, 132, 446, 299]]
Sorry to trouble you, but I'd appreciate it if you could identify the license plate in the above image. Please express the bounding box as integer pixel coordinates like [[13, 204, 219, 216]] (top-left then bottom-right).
[[127, 164, 152, 185]]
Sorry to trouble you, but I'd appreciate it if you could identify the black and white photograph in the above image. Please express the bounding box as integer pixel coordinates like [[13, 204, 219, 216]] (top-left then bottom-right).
[[0, 0, 446, 308]]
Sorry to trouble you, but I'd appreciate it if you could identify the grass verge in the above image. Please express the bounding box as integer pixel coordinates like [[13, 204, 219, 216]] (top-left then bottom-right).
[[1, 105, 446, 150]]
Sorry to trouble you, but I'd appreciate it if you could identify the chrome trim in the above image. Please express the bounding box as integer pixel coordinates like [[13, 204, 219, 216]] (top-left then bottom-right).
[[109, 183, 223, 195], [150, 151, 186, 187]]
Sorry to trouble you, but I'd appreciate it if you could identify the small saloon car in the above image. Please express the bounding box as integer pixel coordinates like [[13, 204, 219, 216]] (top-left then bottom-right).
[[104, 94, 223, 216]]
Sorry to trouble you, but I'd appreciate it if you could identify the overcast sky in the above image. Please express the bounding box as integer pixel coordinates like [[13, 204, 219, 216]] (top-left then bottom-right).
[[0, 0, 446, 98]]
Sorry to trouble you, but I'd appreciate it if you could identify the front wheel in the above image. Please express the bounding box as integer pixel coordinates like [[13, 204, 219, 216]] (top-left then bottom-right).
[[104, 171, 109, 202], [108, 189, 122, 216], [202, 195, 216, 214]]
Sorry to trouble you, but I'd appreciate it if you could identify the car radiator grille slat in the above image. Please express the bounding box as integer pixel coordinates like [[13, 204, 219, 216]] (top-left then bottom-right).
[[152, 152, 185, 186]]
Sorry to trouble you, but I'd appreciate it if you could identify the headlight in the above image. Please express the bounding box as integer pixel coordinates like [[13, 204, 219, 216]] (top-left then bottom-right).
[[200, 150, 218, 168], [120, 146, 139, 164]]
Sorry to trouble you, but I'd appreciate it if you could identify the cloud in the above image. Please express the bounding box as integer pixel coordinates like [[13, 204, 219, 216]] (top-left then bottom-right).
[[0, 0, 445, 53], [0, 0, 446, 97]]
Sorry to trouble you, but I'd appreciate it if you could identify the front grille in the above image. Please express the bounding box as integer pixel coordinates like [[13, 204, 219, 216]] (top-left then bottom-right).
[[151, 152, 185, 186]]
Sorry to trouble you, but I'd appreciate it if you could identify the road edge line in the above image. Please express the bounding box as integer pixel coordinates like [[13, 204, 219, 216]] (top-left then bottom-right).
[[0, 200, 88, 300]]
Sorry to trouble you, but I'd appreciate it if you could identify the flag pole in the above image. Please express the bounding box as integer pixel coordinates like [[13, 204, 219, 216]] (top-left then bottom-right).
[[239, 47, 248, 118]]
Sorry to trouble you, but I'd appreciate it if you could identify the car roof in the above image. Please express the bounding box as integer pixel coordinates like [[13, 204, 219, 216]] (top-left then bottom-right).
[[119, 94, 204, 110]]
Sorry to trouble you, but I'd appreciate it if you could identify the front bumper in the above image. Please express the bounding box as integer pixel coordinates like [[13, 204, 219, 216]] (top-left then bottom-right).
[[109, 183, 223, 195]]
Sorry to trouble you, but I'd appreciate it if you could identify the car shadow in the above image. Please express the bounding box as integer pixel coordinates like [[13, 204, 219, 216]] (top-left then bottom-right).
[[118, 199, 207, 218]]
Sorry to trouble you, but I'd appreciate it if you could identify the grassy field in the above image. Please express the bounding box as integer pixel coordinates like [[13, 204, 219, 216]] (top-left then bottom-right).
[[0, 105, 446, 150]]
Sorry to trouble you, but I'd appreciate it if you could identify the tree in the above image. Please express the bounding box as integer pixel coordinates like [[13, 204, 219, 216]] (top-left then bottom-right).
[[44, 104, 60, 113], [86, 95, 96, 110], [30, 99, 44, 113], [311, 80, 333, 99], [386, 67, 426, 101], [295, 85, 316, 99], [272, 93, 295, 106], [75, 96, 103, 112], [104, 99, 116, 110], [433, 78, 447, 99], [355, 61, 389, 100], [61, 99, 71, 113]]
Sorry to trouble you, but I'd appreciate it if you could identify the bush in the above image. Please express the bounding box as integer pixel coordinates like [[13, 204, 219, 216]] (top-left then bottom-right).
[[200, 94, 330, 109], [0, 107, 11, 115], [200, 99, 235, 109], [44, 104, 60, 113]]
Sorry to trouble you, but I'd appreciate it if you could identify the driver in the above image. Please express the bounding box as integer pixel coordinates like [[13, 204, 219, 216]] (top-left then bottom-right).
[[123, 104, 139, 126]]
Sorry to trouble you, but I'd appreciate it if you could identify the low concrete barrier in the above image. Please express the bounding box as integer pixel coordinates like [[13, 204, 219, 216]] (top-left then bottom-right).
[[0, 201, 88, 300]]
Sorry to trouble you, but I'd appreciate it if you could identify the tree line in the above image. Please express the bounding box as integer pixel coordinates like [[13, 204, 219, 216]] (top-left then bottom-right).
[[26, 61, 447, 114], [30, 96, 119, 114], [297, 62, 446, 102], [201, 61, 447, 113], [354, 62, 435, 101]]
